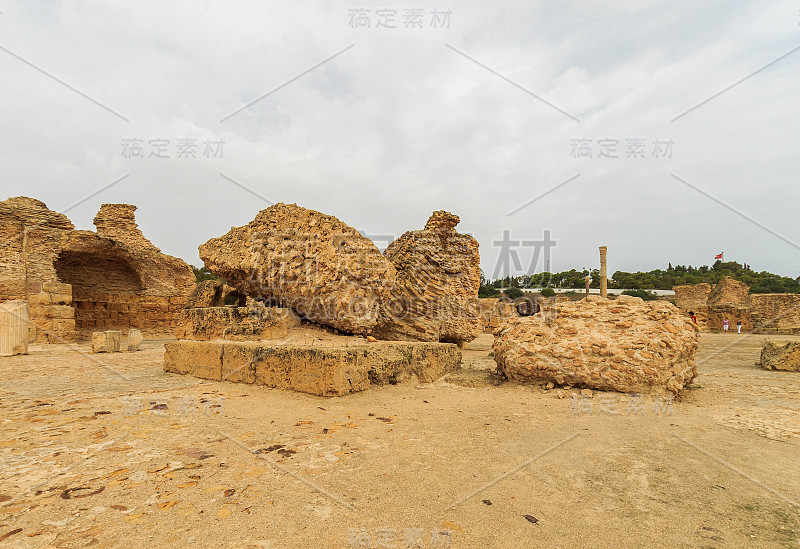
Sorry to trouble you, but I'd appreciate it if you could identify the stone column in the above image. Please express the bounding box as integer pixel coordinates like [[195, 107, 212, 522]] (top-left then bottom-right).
[[0, 300, 30, 356], [599, 246, 608, 298], [585, 276, 591, 297]]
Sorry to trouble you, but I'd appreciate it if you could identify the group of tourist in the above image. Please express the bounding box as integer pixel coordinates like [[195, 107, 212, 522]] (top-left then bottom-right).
[[688, 312, 743, 333]]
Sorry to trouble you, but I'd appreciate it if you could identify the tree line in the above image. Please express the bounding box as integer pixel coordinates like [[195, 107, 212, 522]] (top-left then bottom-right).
[[480, 260, 800, 297]]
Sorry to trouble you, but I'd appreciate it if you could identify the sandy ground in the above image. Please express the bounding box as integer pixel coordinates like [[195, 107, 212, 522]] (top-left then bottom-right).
[[0, 331, 798, 548]]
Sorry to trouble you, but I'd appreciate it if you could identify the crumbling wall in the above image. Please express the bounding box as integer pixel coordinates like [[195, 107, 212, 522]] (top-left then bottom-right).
[[0, 197, 195, 340], [673, 283, 711, 311], [708, 276, 750, 307], [673, 277, 800, 334], [750, 294, 800, 334]]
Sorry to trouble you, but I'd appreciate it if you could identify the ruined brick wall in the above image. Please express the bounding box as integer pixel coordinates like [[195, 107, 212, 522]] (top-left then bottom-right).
[[750, 294, 800, 334], [0, 197, 73, 300], [0, 197, 194, 340], [673, 278, 800, 334], [708, 276, 750, 307], [673, 283, 711, 311]]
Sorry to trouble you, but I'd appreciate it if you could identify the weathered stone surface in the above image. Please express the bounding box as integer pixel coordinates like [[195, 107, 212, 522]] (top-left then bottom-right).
[[366, 342, 462, 384], [175, 305, 301, 341], [164, 340, 461, 396], [372, 211, 481, 344], [0, 300, 29, 356], [750, 294, 800, 335], [478, 298, 519, 332], [708, 276, 749, 307], [493, 296, 699, 395], [673, 283, 712, 312], [186, 280, 224, 308], [0, 197, 195, 339], [127, 328, 143, 351], [199, 203, 395, 335], [759, 341, 800, 372], [92, 330, 121, 353]]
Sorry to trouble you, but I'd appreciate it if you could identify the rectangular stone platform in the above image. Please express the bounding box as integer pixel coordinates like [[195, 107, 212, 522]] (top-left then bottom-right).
[[163, 340, 461, 396]]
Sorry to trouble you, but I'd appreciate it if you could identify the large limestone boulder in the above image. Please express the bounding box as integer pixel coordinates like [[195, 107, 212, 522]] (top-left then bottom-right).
[[198, 203, 395, 335], [759, 341, 800, 372], [493, 295, 699, 395], [372, 211, 481, 344]]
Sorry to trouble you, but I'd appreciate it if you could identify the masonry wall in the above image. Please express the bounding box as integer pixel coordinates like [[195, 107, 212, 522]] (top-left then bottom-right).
[[673, 279, 800, 334], [0, 197, 195, 341], [750, 294, 800, 334]]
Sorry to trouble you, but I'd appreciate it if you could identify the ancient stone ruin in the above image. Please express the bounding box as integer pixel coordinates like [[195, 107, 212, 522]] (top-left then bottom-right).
[[165, 204, 477, 396], [758, 341, 800, 372], [199, 203, 395, 336], [674, 276, 800, 334], [0, 197, 195, 341], [372, 210, 482, 344], [198, 204, 482, 346], [493, 295, 699, 395], [164, 339, 461, 397]]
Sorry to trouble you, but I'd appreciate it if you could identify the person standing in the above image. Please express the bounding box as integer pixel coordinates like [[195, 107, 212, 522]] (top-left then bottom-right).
[[723, 318, 729, 333], [736, 319, 742, 334]]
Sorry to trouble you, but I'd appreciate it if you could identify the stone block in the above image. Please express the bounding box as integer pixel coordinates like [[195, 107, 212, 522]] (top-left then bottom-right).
[[92, 330, 121, 353], [127, 328, 143, 351], [42, 281, 72, 294], [164, 340, 223, 380], [29, 293, 51, 306], [221, 342, 259, 383], [175, 305, 300, 341], [163, 339, 461, 397], [50, 293, 73, 305], [49, 305, 75, 319], [0, 300, 29, 356]]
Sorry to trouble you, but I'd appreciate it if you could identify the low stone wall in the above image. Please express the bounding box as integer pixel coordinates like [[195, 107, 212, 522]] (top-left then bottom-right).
[[673, 279, 800, 334], [28, 282, 78, 342], [72, 291, 188, 335], [751, 294, 800, 334], [164, 340, 461, 397], [174, 306, 301, 341]]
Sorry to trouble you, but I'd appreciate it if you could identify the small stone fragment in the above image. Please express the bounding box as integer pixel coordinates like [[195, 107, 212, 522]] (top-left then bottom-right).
[[127, 329, 143, 351], [92, 330, 121, 353]]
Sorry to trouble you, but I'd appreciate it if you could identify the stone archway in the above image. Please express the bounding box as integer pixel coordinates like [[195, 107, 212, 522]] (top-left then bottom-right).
[[54, 251, 144, 333]]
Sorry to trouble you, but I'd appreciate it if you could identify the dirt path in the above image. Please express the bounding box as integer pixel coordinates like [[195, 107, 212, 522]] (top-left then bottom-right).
[[0, 333, 798, 548]]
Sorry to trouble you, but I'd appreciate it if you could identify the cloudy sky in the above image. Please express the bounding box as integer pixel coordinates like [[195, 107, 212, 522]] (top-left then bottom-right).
[[1, 0, 798, 280]]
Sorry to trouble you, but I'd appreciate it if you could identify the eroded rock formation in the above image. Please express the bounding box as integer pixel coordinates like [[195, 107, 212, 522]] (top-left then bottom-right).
[[199, 203, 395, 335], [372, 211, 481, 344], [493, 296, 699, 395], [0, 197, 195, 341], [759, 341, 800, 372]]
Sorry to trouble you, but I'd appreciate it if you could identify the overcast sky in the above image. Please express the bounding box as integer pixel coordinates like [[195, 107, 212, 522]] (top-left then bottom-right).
[[1, 1, 798, 280]]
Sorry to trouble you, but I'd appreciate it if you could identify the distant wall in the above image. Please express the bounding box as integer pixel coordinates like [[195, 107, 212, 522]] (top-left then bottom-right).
[[673, 278, 800, 334]]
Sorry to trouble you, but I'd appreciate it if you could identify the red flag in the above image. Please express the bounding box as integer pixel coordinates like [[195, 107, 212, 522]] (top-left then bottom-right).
[[714, 253, 723, 260]]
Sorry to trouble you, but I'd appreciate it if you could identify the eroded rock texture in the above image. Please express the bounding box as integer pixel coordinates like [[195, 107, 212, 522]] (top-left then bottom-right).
[[759, 341, 800, 372], [0, 197, 195, 341], [199, 203, 395, 335], [493, 296, 699, 395], [372, 211, 481, 344]]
